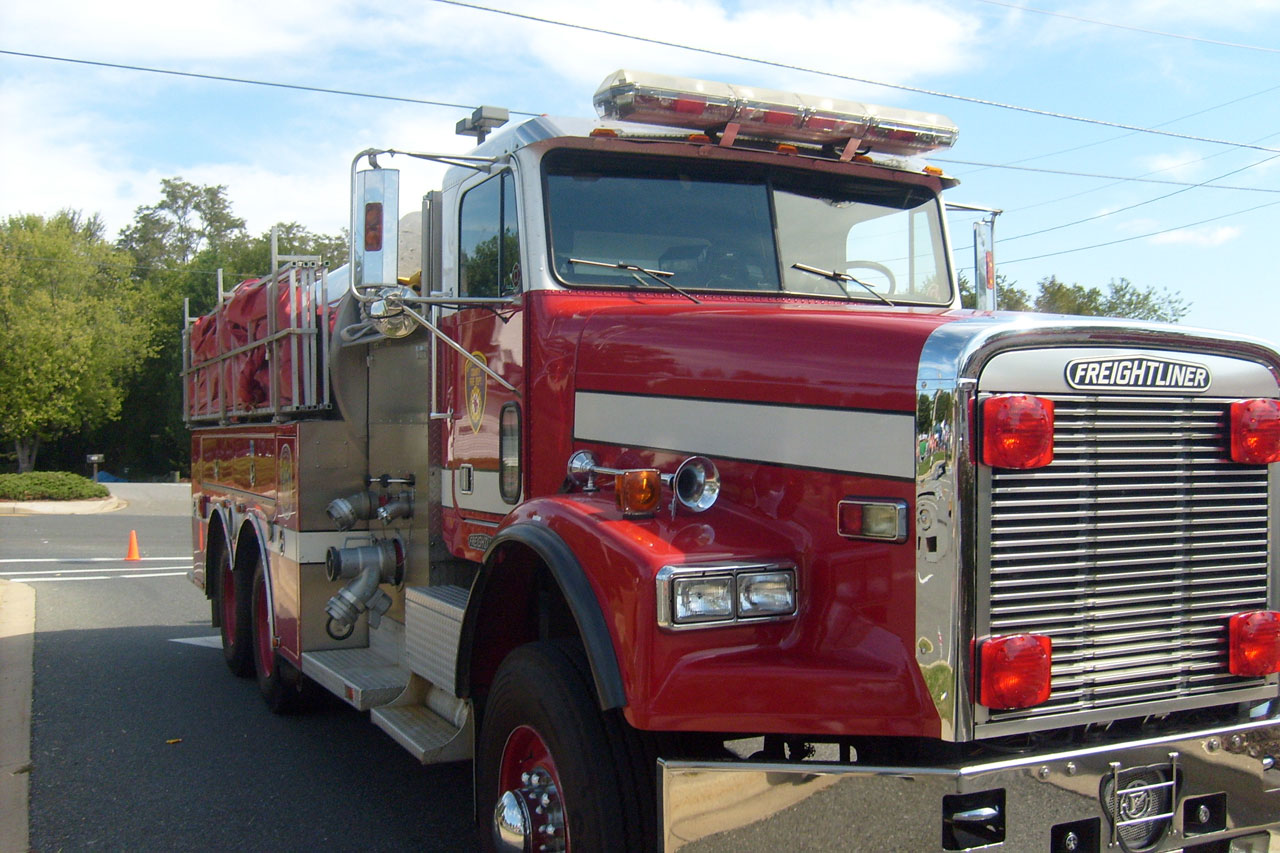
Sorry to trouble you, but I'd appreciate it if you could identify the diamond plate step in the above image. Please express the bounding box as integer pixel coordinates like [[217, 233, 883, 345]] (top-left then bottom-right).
[[371, 705, 471, 764], [301, 647, 406, 710]]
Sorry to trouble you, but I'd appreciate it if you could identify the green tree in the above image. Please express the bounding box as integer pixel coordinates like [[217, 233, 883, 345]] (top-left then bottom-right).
[[118, 177, 246, 269], [68, 177, 347, 478], [960, 271, 1189, 323], [1034, 276, 1189, 323], [958, 272, 1032, 311], [0, 212, 156, 472]]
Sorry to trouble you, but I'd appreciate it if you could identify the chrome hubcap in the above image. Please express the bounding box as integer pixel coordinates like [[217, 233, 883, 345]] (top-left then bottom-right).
[[492, 770, 564, 852]]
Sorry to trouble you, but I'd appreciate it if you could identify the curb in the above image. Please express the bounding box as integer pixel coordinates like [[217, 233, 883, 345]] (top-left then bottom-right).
[[0, 579, 34, 853], [0, 496, 126, 516]]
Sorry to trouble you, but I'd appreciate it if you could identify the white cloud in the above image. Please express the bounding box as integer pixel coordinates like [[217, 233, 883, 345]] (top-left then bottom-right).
[[1082, 0, 1280, 30], [399, 0, 984, 104], [2, 0, 988, 244], [1148, 225, 1241, 247], [3, 0, 362, 63], [1138, 151, 1204, 180]]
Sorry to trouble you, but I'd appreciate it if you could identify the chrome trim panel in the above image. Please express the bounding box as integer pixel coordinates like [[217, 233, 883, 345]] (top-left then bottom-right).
[[660, 719, 1280, 852], [914, 314, 1280, 743], [982, 346, 1278, 398], [575, 391, 916, 480]]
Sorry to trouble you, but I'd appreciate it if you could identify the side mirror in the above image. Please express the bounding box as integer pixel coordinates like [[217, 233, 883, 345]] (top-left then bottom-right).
[[352, 167, 400, 290]]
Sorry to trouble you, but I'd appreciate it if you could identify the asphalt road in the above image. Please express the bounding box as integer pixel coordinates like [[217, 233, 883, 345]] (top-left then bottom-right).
[[1, 488, 478, 852]]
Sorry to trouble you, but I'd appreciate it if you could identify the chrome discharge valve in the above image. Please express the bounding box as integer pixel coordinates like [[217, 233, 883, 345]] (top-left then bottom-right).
[[323, 537, 404, 639], [326, 489, 414, 530]]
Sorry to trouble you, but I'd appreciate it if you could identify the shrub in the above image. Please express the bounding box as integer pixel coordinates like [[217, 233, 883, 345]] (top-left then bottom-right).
[[0, 471, 110, 501]]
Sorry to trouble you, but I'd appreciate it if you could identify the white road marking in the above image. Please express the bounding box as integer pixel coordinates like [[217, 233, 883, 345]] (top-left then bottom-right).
[[0, 556, 189, 564], [4, 563, 191, 583], [169, 635, 222, 648], [0, 565, 188, 577], [15, 576, 113, 583]]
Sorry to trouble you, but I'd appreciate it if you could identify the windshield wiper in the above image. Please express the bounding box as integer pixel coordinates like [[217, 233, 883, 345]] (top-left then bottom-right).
[[568, 258, 701, 305], [791, 262, 894, 307]]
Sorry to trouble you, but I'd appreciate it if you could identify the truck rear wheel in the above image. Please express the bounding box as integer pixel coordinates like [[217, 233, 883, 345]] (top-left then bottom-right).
[[478, 640, 653, 853], [217, 545, 253, 677], [251, 560, 301, 714]]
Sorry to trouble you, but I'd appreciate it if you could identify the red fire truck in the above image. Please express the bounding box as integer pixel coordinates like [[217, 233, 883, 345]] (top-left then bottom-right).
[[184, 69, 1280, 852]]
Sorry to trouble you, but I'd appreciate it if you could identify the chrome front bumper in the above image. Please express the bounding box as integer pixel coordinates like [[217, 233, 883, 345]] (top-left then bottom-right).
[[660, 718, 1280, 852]]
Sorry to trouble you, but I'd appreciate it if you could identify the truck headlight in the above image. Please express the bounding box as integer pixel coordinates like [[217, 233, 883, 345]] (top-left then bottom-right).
[[658, 563, 797, 629], [673, 575, 734, 622], [737, 572, 796, 617]]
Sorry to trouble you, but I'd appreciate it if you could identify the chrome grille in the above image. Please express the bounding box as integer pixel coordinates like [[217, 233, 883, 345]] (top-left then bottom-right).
[[984, 395, 1271, 726]]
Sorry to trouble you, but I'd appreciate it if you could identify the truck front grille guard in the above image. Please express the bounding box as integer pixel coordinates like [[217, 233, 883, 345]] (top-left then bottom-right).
[[976, 395, 1273, 733], [913, 317, 1280, 743]]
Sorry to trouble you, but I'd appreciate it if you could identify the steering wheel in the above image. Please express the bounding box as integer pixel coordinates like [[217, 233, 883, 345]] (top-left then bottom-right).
[[706, 247, 773, 290], [844, 261, 897, 295]]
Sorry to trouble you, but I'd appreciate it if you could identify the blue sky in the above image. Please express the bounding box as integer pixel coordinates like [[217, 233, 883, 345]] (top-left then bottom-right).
[[3, 0, 1279, 346]]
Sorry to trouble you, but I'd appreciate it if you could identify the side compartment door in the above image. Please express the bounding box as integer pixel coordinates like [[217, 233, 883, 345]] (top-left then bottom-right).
[[439, 169, 524, 557]]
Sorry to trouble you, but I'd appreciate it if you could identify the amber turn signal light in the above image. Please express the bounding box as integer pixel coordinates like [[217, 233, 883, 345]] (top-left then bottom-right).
[[615, 469, 661, 517]]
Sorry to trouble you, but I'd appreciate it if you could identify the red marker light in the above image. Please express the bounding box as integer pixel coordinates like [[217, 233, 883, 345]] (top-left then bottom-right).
[[673, 97, 707, 115], [979, 634, 1052, 709], [1229, 399, 1280, 464], [363, 202, 383, 252], [1228, 611, 1280, 677], [983, 395, 1054, 469]]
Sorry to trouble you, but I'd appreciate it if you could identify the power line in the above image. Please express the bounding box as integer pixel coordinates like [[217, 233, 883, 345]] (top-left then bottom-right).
[[954, 83, 1280, 178], [947, 128, 1280, 258], [0, 49, 541, 116], [1000, 152, 1280, 243], [7, 18, 1280, 159], [968, 0, 1280, 54], [1003, 199, 1280, 264], [935, 158, 1280, 192], [426, 0, 1280, 154]]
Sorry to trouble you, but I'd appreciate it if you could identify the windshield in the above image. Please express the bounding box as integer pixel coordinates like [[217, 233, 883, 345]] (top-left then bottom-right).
[[544, 150, 952, 305]]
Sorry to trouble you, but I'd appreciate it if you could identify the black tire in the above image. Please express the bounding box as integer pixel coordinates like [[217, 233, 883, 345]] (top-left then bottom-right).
[[477, 640, 653, 853], [250, 560, 302, 714], [216, 542, 253, 678]]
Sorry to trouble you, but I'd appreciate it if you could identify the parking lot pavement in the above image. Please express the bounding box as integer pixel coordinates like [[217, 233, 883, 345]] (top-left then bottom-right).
[[0, 482, 187, 850], [0, 579, 34, 853]]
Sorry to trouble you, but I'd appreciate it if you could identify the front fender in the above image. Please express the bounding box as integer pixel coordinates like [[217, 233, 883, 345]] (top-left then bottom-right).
[[461, 492, 801, 721], [461, 513, 629, 710]]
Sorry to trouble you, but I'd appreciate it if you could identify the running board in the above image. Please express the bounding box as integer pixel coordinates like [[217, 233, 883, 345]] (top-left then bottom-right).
[[300, 647, 407, 711], [371, 704, 472, 764]]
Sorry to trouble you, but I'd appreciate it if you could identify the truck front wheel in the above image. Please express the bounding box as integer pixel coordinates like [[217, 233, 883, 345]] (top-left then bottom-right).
[[478, 640, 652, 852]]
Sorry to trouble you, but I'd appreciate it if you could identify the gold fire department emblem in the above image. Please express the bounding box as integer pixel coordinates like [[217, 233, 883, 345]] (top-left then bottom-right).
[[465, 352, 487, 433]]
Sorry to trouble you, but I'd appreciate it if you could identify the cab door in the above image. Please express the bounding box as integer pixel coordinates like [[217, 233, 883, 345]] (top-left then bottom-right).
[[439, 169, 524, 555]]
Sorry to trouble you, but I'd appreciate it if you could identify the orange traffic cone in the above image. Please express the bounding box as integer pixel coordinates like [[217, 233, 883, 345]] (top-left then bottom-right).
[[125, 530, 140, 561]]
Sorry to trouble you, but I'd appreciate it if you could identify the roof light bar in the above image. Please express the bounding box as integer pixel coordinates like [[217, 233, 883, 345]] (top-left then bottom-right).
[[594, 69, 958, 156]]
